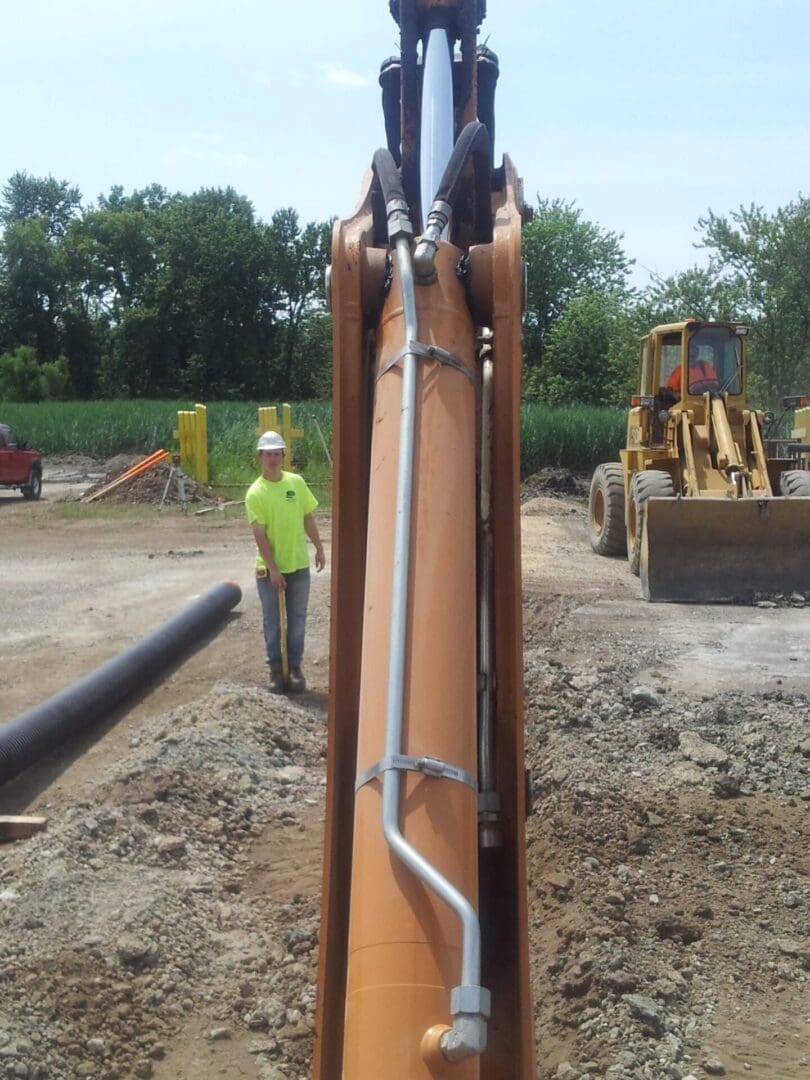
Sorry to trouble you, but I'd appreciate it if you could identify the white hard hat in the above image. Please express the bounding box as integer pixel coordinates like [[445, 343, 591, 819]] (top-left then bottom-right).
[[257, 430, 286, 452]]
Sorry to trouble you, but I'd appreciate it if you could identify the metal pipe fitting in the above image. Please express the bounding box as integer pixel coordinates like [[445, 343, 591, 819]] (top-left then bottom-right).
[[441, 983, 492, 1060], [385, 196, 413, 245], [413, 199, 452, 282]]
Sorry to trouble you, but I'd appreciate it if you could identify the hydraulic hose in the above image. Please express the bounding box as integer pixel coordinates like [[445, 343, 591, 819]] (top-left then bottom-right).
[[0, 581, 242, 786], [414, 120, 492, 281]]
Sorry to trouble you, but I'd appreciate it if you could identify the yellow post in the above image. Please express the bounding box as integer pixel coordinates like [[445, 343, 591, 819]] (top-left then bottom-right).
[[257, 405, 302, 468], [258, 405, 279, 436], [792, 406, 810, 443], [176, 408, 207, 482], [793, 406, 810, 467], [195, 403, 208, 484], [176, 411, 191, 476], [281, 403, 304, 469]]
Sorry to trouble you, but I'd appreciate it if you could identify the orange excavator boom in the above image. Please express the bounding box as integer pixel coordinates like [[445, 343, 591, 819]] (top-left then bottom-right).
[[314, 3, 534, 1074]]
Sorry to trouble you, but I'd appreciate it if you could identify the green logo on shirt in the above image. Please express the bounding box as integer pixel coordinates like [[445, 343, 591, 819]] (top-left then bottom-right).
[[286, 489, 295, 500]]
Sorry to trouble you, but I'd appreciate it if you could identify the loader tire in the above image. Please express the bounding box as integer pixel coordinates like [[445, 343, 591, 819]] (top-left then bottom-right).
[[627, 470, 675, 576], [589, 463, 626, 556], [780, 470, 810, 498]]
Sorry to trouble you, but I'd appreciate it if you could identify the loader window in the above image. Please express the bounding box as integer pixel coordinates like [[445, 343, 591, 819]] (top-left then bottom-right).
[[687, 327, 742, 395], [659, 335, 682, 393], [639, 341, 652, 395]]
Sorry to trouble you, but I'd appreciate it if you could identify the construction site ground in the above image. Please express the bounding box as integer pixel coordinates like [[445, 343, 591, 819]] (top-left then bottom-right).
[[0, 462, 807, 1080]]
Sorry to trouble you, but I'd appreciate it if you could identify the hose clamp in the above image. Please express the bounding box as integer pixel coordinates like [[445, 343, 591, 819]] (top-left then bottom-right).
[[377, 340, 475, 384], [355, 753, 478, 793]]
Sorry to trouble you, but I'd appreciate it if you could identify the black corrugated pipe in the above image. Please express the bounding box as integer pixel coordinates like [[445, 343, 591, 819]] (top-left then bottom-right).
[[413, 120, 492, 281], [0, 580, 242, 786]]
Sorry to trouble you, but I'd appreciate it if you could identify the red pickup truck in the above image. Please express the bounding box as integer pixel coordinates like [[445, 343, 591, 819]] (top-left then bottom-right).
[[0, 424, 42, 500]]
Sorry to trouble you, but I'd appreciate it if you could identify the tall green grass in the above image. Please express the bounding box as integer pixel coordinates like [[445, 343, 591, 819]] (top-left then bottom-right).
[[2, 400, 335, 489], [520, 403, 626, 476], [2, 400, 624, 483]]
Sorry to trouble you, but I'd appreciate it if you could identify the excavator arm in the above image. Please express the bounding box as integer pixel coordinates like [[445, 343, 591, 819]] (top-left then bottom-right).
[[314, 2, 534, 1075]]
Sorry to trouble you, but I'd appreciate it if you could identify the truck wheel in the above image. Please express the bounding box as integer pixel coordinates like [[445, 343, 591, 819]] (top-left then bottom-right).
[[780, 470, 810, 497], [22, 468, 42, 501], [627, 470, 674, 576], [589, 463, 626, 555]]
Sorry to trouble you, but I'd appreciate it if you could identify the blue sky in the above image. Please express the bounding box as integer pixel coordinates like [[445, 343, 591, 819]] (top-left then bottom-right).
[[5, 1, 809, 286]]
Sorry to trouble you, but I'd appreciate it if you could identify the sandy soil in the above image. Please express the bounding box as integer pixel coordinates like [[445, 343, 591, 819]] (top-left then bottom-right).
[[0, 468, 807, 1079]]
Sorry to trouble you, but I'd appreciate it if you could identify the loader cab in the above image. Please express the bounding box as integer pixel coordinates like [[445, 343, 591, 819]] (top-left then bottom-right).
[[656, 322, 746, 407]]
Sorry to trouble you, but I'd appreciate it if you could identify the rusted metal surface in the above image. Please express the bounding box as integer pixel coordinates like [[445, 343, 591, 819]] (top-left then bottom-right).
[[313, 172, 375, 1079]]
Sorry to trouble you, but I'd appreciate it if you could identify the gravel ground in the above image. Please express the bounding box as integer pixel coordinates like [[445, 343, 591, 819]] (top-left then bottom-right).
[[0, 468, 807, 1079]]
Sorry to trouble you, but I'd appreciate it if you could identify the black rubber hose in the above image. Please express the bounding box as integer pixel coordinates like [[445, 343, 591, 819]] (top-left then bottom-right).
[[372, 147, 407, 208], [379, 57, 402, 166], [0, 580, 242, 786], [476, 46, 499, 169], [432, 119, 492, 237]]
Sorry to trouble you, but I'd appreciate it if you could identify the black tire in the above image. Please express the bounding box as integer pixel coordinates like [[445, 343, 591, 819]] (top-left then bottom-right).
[[626, 470, 675, 576], [589, 463, 626, 556], [780, 469, 810, 497], [21, 468, 42, 501]]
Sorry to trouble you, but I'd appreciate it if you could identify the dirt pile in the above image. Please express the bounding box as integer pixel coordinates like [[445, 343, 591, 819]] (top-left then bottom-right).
[[0, 683, 324, 1080], [522, 468, 589, 503], [81, 460, 225, 508], [524, 651, 809, 1079]]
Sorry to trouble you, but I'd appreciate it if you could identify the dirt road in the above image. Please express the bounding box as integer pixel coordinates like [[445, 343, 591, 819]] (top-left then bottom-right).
[[0, 475, 807, 1079]]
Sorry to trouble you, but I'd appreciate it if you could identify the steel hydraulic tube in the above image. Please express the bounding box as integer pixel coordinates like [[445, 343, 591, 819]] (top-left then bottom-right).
[[0, 581, 242, 786], [342, 240, 481, 1078]]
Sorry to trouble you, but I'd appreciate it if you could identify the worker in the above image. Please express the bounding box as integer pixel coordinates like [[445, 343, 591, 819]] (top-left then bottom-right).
[[666, 350, 720, 397], [246, 430, 326, 694]]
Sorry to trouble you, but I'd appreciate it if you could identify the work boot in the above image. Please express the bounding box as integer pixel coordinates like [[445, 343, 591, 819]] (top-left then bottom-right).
[[268, 668, 286, 694], [288, 667, 306, 694]]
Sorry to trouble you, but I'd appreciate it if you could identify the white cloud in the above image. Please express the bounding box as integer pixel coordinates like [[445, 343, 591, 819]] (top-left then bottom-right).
[[320, 63, 371, 89]]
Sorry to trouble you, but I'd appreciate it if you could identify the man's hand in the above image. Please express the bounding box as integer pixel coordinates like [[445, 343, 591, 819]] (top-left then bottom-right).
[[315, 544, 326, 572], [269, 567, 286, 591]]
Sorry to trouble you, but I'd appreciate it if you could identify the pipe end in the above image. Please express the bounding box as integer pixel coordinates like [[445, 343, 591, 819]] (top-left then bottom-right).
[[421, 1025, 452, 1070]]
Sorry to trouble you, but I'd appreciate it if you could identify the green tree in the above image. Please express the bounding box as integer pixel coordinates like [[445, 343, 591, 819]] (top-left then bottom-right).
[[0, 217, 69, 361], [290, 310, 333, 399], [522, 197, 633, 393], [0, 171, 81, 238], [639, 266, 744, 326], [698, 199, 810, 402], [0, 345, 68, 401], [270, 209, 332, 394], [529, 291, 639, 406], [0, 173, 83, 378]]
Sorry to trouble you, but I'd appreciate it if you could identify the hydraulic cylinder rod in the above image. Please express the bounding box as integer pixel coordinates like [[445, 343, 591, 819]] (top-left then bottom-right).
[[420, 27, 455, 229]]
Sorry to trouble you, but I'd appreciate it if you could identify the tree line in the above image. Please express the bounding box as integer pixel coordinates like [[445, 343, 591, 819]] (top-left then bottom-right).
[[523, 194, 810, 407], [1, 170, 808, 407], [0, 173, 332, 402]]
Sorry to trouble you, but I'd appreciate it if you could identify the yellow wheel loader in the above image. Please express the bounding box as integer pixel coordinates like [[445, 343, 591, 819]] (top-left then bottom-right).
[[589, 319, 810, 602]]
